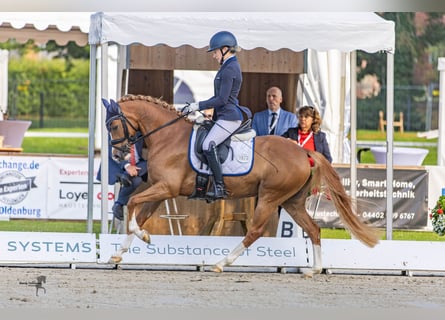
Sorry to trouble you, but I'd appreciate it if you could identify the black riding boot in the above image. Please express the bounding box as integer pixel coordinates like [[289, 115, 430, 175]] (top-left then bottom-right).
[[204, 146, 227, 200], [188, 173, 209, 200]]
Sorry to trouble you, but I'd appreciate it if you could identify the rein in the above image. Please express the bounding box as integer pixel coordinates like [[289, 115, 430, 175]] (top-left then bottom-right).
[[107, 109, 189, 153]]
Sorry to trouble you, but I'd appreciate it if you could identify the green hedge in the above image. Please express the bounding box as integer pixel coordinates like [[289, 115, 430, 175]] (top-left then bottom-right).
[[7, 57, 89, 128]]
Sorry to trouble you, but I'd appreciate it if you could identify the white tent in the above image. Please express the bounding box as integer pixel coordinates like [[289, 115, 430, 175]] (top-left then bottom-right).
[[88, 12, 396, 237], [0, 12, 90, 46], [0, 12, 91, 118]]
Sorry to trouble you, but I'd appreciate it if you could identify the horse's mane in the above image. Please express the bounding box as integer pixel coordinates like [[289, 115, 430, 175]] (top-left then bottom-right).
[[118, 94, 196, 123], [118, 94, 176, 112], [118, 94, 194, 123]]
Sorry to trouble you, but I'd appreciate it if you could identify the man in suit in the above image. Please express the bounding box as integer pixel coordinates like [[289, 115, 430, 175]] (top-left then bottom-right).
[[252, 86, 297, 136]]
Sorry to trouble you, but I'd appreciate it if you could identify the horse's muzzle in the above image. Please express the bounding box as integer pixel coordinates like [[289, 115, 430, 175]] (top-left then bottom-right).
[[111, 148, 127, 163], [112, 154, 123, 164]]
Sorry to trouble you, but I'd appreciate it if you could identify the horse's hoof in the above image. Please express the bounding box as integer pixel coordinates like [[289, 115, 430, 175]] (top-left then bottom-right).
[[313, 268, 323, 275], [108, 256, 122, 264], [300, 268, 314, 278], [302, 272, 313, 279], [142, 233, 151, 244], [211, 265, 223, 273], [301, 267, 322, 278]]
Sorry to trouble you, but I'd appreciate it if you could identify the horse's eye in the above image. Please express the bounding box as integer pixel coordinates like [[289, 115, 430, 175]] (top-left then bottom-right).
[[110, 124, 119, 131]]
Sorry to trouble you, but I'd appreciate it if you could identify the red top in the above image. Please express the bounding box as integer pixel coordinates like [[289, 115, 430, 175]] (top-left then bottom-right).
[[298, 130, 315, 151]]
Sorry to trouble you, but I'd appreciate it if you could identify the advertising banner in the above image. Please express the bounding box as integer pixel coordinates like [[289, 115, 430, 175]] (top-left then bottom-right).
[[0, 156, 114, 220], [0, 231, 97, 263], [46, 157, 114, 220], [98, 234, 313, 267], [313, 167, 429, 229], [0, 156, 47, 219]]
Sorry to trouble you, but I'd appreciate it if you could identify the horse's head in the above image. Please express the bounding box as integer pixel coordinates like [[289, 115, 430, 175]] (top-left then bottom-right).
[[102, 98, 139, 163]]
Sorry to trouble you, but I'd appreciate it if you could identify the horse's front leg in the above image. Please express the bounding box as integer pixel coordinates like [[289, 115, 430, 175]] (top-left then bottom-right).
[[127, 209, 151, 243], [126, 199, 163, 244], [109, 198, 162, 264], [108, 233, 135, 264]]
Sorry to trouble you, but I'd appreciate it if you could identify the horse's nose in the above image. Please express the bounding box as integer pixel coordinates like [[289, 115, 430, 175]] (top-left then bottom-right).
[[112, 154, 122, 163], [111, 149, 124, 163]]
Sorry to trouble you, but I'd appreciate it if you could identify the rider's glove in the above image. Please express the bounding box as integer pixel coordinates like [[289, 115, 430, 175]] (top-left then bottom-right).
[[181, 102, 200, 115]]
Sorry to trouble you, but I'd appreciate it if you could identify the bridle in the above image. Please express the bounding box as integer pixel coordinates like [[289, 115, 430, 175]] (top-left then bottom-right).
[[105, 108, 190, 154], [106, 112, 139, 154]]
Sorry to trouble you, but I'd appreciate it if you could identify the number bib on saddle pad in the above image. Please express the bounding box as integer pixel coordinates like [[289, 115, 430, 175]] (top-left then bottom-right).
[[188, 124, 255, 176]]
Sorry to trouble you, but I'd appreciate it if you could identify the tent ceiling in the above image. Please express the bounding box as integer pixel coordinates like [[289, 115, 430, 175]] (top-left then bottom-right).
[[0, 12, 91, 46], [89, 12, 395, 54]]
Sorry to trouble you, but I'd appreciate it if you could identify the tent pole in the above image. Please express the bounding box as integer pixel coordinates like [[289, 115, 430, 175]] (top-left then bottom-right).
[[124, 45, 130, 95], [116, 45, 129, 98], [338, 52, 346, 163], [86, 44, 97, 233], [350, 51, 357, 206], [0, 49, 8, 119], [100, 43, 110, 234], [437, 58, 445, 166], [386, 52, 394, 240]]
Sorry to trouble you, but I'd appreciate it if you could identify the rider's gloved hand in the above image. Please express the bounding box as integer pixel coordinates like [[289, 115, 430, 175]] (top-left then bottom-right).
[[181, 102, 199, 115]]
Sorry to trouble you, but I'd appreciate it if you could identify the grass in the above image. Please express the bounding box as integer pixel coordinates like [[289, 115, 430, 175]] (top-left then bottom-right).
[[0, 219, 102, 235], [22, 137, 88, 155], [321, 228, 445, 242], [11, 127, 442, 240], [356, 130, 438, 165], [21, 127, 88, 155]]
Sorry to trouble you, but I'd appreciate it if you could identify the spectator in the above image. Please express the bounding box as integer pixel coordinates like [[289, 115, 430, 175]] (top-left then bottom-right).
[[282, 105, 332, 162], [252, 86, 297, 136], [96, 134, 148, 221]]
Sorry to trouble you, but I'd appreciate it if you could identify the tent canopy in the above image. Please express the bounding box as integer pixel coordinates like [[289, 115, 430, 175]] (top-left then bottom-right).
[[87, 11, 396, 235], [0, 12, 91, 45], [89, 12, 395, 53]]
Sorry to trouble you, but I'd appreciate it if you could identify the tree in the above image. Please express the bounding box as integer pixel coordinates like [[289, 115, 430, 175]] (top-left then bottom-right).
[[357, 12, 445, 87], [356, 12, 445, 131]]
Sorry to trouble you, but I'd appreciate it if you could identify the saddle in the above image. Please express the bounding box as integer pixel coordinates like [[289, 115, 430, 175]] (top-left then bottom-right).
[[193, 119, 254, 166]]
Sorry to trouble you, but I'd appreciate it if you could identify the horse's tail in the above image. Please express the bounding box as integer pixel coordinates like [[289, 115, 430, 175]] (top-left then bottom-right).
[[308, 150, 380, 248]]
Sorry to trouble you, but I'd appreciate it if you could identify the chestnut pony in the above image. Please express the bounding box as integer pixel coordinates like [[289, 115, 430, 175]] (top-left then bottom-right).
[[104, 94, 379, 277]]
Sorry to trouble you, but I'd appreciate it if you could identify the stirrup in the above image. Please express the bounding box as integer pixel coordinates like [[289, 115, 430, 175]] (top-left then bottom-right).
[[188, 173, 209, 200], [206, 184, 227, 200], [188, 188, 208, 200]]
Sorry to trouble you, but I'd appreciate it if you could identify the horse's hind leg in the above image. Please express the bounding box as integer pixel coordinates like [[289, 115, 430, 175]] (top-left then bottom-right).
[[211, 199, 275, 272], [282, 196, 322, 278], [212, 242, 247, 272]]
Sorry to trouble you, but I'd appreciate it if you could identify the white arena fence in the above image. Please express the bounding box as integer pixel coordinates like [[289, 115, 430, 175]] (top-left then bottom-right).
[[1, 155, 445, 273], [1, 232, 445, 275]]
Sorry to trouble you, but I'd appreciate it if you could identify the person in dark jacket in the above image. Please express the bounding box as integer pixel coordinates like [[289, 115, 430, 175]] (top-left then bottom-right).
[[282, 105, 332, 163], [182, 31, 251, 200], [96, 134, 148, 220]]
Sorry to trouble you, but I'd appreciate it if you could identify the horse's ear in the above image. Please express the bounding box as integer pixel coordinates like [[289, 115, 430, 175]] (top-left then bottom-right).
[[110, 99, 121, 114], [101, 98, 110, 109], [102, 98, 119, 123]]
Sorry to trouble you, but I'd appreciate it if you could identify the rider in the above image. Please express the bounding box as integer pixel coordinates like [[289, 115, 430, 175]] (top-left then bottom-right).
[[182, 31, 248, 200]]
